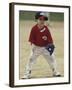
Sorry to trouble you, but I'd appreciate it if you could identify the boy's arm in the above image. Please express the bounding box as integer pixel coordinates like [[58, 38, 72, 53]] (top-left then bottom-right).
[[29, 28, 36, 45], [45, 27, 55, 55], [47, 27, 53, 44]]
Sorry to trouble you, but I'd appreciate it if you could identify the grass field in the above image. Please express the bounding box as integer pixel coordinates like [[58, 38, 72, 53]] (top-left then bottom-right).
[[19, 20, 64, 79]]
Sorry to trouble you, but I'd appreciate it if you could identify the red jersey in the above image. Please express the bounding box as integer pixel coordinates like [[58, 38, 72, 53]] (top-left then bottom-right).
[[29, 24, 53, 47]]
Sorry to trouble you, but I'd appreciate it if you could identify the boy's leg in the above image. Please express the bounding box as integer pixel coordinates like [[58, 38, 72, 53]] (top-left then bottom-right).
[[22, 46, 40, 79], [23, 54, 39, 79], [42, 48, 61, 77]]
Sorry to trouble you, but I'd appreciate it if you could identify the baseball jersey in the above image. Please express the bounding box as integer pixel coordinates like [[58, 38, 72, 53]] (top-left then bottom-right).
[[29, 24, 53, 47]]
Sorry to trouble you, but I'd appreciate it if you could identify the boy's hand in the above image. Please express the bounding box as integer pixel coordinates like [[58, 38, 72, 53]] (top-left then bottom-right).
[[45, 44, 55, 55]]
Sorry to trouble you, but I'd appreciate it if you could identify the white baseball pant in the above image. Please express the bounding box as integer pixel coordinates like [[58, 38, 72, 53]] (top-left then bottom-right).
[[24, 44, 59, 78]]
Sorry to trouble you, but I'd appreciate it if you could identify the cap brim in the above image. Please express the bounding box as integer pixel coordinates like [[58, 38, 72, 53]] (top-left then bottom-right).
[[44, 16, 48, 20], [39, 16, 48, 20]]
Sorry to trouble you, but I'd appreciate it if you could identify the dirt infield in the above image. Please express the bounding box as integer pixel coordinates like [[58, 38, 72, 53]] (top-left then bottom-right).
[[19, 20, 64, 79]]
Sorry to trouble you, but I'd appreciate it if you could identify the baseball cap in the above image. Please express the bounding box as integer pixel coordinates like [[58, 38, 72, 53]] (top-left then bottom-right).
[[35, 12, 48, 20]]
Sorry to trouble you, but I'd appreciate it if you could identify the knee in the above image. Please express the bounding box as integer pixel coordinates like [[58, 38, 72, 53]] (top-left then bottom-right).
[[29, 55, 37, 63], [29, 58, 34, 63]]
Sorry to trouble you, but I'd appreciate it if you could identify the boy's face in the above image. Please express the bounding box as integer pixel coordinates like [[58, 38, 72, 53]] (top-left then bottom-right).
[[37, 17, 45, 26]]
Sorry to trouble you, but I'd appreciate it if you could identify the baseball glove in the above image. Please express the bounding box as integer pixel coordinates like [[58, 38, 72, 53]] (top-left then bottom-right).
[[45, 44, 55, 55]]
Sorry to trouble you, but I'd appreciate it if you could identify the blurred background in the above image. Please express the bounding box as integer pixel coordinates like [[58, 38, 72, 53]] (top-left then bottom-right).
[[19, 11, 64, 21]]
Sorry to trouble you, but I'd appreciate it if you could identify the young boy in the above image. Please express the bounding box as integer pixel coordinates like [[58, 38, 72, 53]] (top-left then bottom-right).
[[22, 12, 61, 79]]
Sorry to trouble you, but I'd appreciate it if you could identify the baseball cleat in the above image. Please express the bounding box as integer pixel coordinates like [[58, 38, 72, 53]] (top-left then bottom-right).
[[53, 74, 61, 77], [53, 72, 61, 77], [21, 75, 31, 79], [21, 70, 31, 79]]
